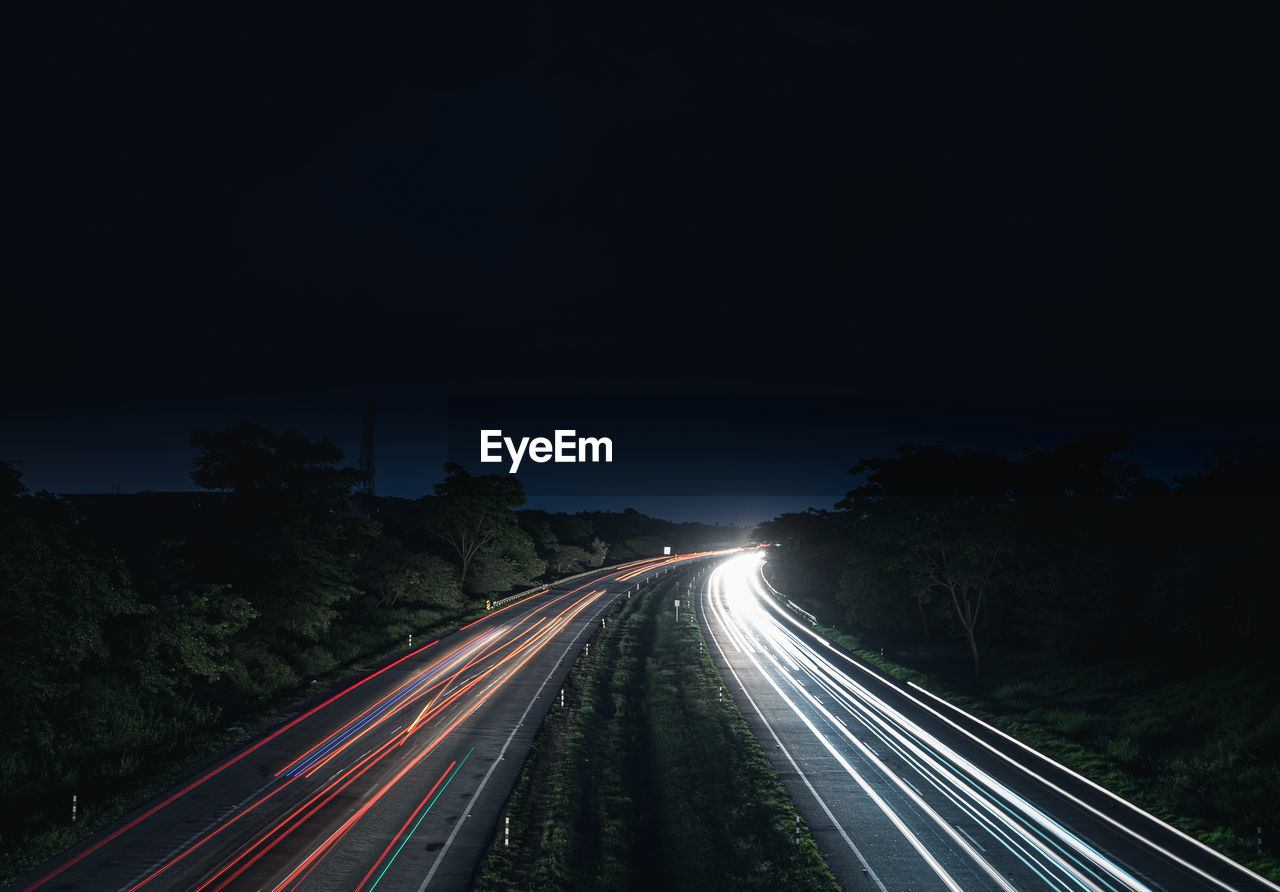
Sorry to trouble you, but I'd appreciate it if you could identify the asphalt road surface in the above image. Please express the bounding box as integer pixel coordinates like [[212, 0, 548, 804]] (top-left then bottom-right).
[[13, 552, 723, 892], [699, 552, 1279, 892]]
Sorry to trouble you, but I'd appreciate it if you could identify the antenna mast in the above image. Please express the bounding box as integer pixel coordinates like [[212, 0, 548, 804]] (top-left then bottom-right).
[[358, 401, 375, 514]]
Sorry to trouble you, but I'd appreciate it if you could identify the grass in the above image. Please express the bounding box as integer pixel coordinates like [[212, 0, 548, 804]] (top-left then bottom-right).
[[474, 567, 839, 891]]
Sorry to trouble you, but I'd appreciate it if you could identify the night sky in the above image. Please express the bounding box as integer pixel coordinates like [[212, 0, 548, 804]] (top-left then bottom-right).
[[5, 4, 1274, 525]]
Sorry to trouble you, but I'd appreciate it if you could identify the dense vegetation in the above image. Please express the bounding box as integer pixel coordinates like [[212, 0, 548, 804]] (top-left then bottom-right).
[[755, 433, 1280, 879], [0, 424, 746, 884], [474, 566, 838, 891]]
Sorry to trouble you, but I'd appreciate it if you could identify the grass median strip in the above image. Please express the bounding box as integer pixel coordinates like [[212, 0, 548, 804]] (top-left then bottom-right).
[[473, 567, 839, 891]]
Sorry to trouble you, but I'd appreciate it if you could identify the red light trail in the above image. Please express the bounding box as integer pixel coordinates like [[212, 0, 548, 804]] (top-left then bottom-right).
[[22, 552, 728, 891]]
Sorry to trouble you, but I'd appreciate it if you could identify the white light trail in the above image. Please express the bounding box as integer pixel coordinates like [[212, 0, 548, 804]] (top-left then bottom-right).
[[706, 554, 1165, 892]]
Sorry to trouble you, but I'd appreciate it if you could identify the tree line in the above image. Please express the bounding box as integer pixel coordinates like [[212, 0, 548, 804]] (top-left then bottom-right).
[[756, 432, 1278, 678], [0, 422, 742, 874]]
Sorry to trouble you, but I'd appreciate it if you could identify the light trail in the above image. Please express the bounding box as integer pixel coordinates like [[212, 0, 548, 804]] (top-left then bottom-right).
[[749, 607, 1134, 891], [21, 638, 444, 892], [704, 553, 1171, 892], [357, 751, 470, 892], [142, 582, 615, 890], [903, 681, 1280, 892], [31, 551, 729, 892], [700, 601, 890, 891], [747, 562, 1280, 892], [402, 614, 557, 739], [705, 560, 990, 892], [278, 627, 508, 778]]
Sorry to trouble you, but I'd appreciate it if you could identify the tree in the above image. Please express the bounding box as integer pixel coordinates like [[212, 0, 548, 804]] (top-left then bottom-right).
[[0, 463, 144, 702], [519, 513, 561, 557], [839, 446, 1014, 677], [419, 463, 528, 592], [188, 424, 374, 641], [0, 462, 147, 821], [1155, 440, 1280, 655], [586, 536, 608, 568], [190, 423, 365, 518], [547, 544, 593, 577], [114, 538, 257, 691], [467, 523, 546, 597], [1001, 433, 1157, 658], [1, 458, 23, 499], [754, 509, 852, 600], [518, 510, 609, 575], [361, 537, 461, 610]]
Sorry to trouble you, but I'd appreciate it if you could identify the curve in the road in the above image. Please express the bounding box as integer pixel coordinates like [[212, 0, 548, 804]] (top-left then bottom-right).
[[700, 552, 1280, 892]]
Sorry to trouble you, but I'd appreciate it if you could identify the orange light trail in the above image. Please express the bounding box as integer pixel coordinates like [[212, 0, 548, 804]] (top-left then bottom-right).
[[132, 631, 516, 890], [352, 758, 457, 892], [180, 623, 553, 889], [402, 612, 556, 739], [47, 555, 726, 892], [21, 637, 443, 892], [258, 587, 610, 889], [278, 626, 518, 779], [141, 584, 613, 890]]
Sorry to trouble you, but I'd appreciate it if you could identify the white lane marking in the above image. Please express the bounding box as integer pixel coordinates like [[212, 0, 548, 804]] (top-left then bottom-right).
[[123, 776, 278, 891], [702, 564, 890, 892], [747, 563, 1251, 892], [955, 824, 987, 852], [732, 557, 1121, 890], [749, 640, 1016, 891], [907, 681, 1280, 892], [752, 603, 1115, 892], [744, 557, 1145, 892], [416, 588, 619, 891]]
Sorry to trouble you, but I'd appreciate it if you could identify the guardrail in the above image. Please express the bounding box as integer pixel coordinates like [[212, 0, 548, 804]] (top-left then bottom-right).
[[489, 550, 731, 611], [759, 561, 817, 625], [488, 559, 651, 609]]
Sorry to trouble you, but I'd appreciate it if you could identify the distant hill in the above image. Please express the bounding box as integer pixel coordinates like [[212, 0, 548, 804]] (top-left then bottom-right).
[[567, 507, 750, 559]]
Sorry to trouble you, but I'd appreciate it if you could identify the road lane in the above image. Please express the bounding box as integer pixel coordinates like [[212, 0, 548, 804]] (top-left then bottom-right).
[[700, 552, 1280, 892], [14, 553, 724, 892]]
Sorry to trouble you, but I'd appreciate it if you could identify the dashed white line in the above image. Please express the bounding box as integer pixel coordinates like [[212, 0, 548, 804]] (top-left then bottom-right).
[[954, 824, 987, 852]]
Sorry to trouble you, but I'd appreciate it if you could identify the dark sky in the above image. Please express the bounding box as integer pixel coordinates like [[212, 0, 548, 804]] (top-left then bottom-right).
[[4, 4, 1274, 524]]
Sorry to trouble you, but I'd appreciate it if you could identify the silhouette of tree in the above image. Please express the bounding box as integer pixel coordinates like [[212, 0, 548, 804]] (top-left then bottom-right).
[[418, 463, 528, 592], [188, 424, 373, 641], [840, 446, 1015, 677]]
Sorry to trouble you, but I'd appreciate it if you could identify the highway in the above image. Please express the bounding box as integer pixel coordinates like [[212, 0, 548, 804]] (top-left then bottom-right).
[[700, 552, 1279, 892], [13, 553, 720, 892]]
